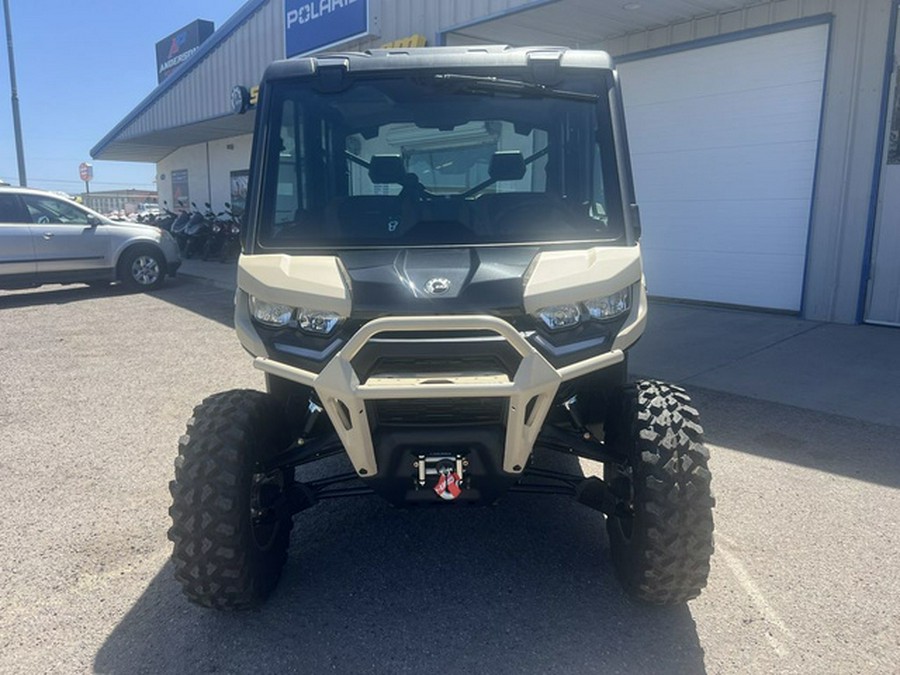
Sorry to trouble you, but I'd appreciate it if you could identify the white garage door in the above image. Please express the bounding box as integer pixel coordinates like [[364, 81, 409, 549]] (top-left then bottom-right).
[[618, 24, 829, 311]]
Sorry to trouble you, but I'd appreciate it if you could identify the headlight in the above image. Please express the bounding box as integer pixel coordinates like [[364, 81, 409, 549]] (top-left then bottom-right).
[[532, 287, 632, 330], [584, 288, 632, 320], [535, 304, 582, 331], [298, 309, 342, 335], [248, 296, 343, 334], [249, 296, 294, 327]]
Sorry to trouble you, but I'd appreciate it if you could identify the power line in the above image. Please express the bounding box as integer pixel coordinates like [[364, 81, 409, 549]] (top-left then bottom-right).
[[2, 177, 155, 188]]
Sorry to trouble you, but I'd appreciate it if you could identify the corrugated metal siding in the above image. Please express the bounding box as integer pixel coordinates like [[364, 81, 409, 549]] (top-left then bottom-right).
[[118, 0, 283, 141], [596, 0, 836, 54], [341, 0, 541, 51], [590, 0, 894, 322], [442, 0, 760, 45]]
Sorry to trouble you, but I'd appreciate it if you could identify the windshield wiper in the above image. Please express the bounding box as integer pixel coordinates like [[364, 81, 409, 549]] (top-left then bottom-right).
[[432, 74, 598, 103]]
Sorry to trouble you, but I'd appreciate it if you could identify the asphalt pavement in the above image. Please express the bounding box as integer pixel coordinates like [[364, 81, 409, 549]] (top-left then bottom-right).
[[1, 276, 898, 674]]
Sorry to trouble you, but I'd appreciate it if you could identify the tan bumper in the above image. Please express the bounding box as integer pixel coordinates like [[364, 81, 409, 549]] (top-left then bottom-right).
[[253, 314, 626, 477]]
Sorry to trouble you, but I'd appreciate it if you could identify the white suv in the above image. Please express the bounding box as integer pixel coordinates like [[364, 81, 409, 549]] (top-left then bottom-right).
[[0, 186, 181, 291]]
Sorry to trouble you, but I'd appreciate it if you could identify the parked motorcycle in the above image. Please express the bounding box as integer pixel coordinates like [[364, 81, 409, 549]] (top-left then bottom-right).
[[220, 202, 242, 262], [154, 201, 178, 232], [202, 202, 241, 261], [183, 202, 217, 259], [170, 201, 192, 253]]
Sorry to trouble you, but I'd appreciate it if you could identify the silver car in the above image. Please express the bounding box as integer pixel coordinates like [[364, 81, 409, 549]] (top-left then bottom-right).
[[0, 186, 180, 291]]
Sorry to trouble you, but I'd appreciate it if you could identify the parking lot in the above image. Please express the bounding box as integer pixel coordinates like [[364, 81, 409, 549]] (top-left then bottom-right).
[[1, 276, 898, 674]]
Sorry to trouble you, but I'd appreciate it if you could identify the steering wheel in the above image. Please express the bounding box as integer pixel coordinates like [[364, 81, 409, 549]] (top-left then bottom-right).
[[37, 215, 50, 225]]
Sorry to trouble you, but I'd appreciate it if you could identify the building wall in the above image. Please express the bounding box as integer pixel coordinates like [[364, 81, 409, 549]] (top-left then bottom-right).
[[209, 135, 254, 209], [589, 0, 896, 322], [157, 134, 253, 210], [83, 190, 157, 215], [344, 0, 541, 51]]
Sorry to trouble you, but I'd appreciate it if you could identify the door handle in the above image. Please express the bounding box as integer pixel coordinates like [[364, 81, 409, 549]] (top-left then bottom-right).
[[43, 232, 54, 239]]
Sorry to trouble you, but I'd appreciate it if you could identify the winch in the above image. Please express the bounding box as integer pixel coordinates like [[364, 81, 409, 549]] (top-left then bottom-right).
[[414, 454, 468, 500]]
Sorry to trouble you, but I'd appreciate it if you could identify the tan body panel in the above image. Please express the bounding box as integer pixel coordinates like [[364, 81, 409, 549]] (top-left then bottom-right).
[[523, 244, 642, 313], [237, 254, 351, 315]]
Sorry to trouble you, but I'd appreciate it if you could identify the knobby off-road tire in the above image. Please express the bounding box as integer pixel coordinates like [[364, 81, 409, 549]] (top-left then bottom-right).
[[604, 380, 715, 604], [168, 389, 294, 609]]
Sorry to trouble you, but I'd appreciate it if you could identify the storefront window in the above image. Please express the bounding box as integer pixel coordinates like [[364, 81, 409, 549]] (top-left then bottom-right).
[[171, 169, 189, 208], [230, 170, 249, 217]]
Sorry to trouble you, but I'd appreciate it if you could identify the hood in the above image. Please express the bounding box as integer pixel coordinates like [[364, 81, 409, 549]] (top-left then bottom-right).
[[338, 247, 540, 319]]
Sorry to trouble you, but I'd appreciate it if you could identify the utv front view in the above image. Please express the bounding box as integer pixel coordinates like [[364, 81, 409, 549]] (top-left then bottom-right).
[[168, 46, 714, 609]]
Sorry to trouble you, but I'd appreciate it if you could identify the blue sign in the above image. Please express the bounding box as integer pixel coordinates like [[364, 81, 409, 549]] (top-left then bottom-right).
[[285, 0, 369, 58]]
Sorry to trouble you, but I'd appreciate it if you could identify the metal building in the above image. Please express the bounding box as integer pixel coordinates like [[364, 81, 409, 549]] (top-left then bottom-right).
[[92, 0, 900, 325]]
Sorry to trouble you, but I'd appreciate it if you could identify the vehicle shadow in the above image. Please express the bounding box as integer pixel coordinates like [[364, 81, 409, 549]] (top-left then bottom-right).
[[0, 283, 130, 309], [0, 277, 236, 327], [689, 387, 900, 490], [149, 277, 235, 328], [94, 457, 706, 675]]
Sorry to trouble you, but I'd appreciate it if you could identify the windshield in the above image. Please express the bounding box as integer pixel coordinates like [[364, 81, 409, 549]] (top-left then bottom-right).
[[256, 73, 623, 249]]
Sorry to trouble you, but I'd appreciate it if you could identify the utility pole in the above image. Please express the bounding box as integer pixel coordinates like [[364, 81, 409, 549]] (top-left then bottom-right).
[[3, 0, 27, 186]]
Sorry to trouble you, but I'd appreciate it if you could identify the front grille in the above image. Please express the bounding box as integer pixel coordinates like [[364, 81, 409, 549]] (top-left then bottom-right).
[[368, 355, 509, 377], [352, 338, 522, 382], [369, 397, 507, 427]]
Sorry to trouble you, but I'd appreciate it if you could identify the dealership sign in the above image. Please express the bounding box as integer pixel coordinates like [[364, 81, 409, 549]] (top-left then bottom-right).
[[155, 19, 215, 83], [285, 0, 378, 58]]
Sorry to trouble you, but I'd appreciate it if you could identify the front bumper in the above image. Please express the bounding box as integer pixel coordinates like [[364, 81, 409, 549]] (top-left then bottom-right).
[[252, 314, 628, 477]]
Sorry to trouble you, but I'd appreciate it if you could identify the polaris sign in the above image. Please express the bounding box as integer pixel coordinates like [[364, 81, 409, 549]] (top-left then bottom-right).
[[285, 0, 378, 58]]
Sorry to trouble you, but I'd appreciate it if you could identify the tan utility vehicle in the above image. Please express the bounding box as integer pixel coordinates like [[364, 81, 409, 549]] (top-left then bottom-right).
[[168, 46, 714, 609]]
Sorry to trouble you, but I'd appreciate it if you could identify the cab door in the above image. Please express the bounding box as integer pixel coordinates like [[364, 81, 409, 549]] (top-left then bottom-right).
[[0, 192, 37, 280], [21, 194, 111, 274]]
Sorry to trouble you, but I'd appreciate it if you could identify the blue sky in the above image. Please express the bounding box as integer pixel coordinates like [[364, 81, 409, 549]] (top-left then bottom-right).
[[0, 0, 245, 193]]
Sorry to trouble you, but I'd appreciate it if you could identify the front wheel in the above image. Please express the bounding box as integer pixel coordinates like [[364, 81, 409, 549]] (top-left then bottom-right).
[[119, 246, 166, 291], [168, 389, 294, 609], [604, 380, 715, 604]]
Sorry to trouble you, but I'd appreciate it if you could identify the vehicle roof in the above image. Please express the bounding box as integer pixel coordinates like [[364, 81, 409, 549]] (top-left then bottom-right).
[[262, 45, 615, 84], [0, 186, 106, 214], [0, 185, 68, 195]]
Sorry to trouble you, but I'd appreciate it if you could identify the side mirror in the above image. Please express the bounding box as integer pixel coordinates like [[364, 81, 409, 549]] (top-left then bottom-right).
[[87, 215, 101, 227], [204, 202, 211, 208], [224, 202, 231, 209]]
